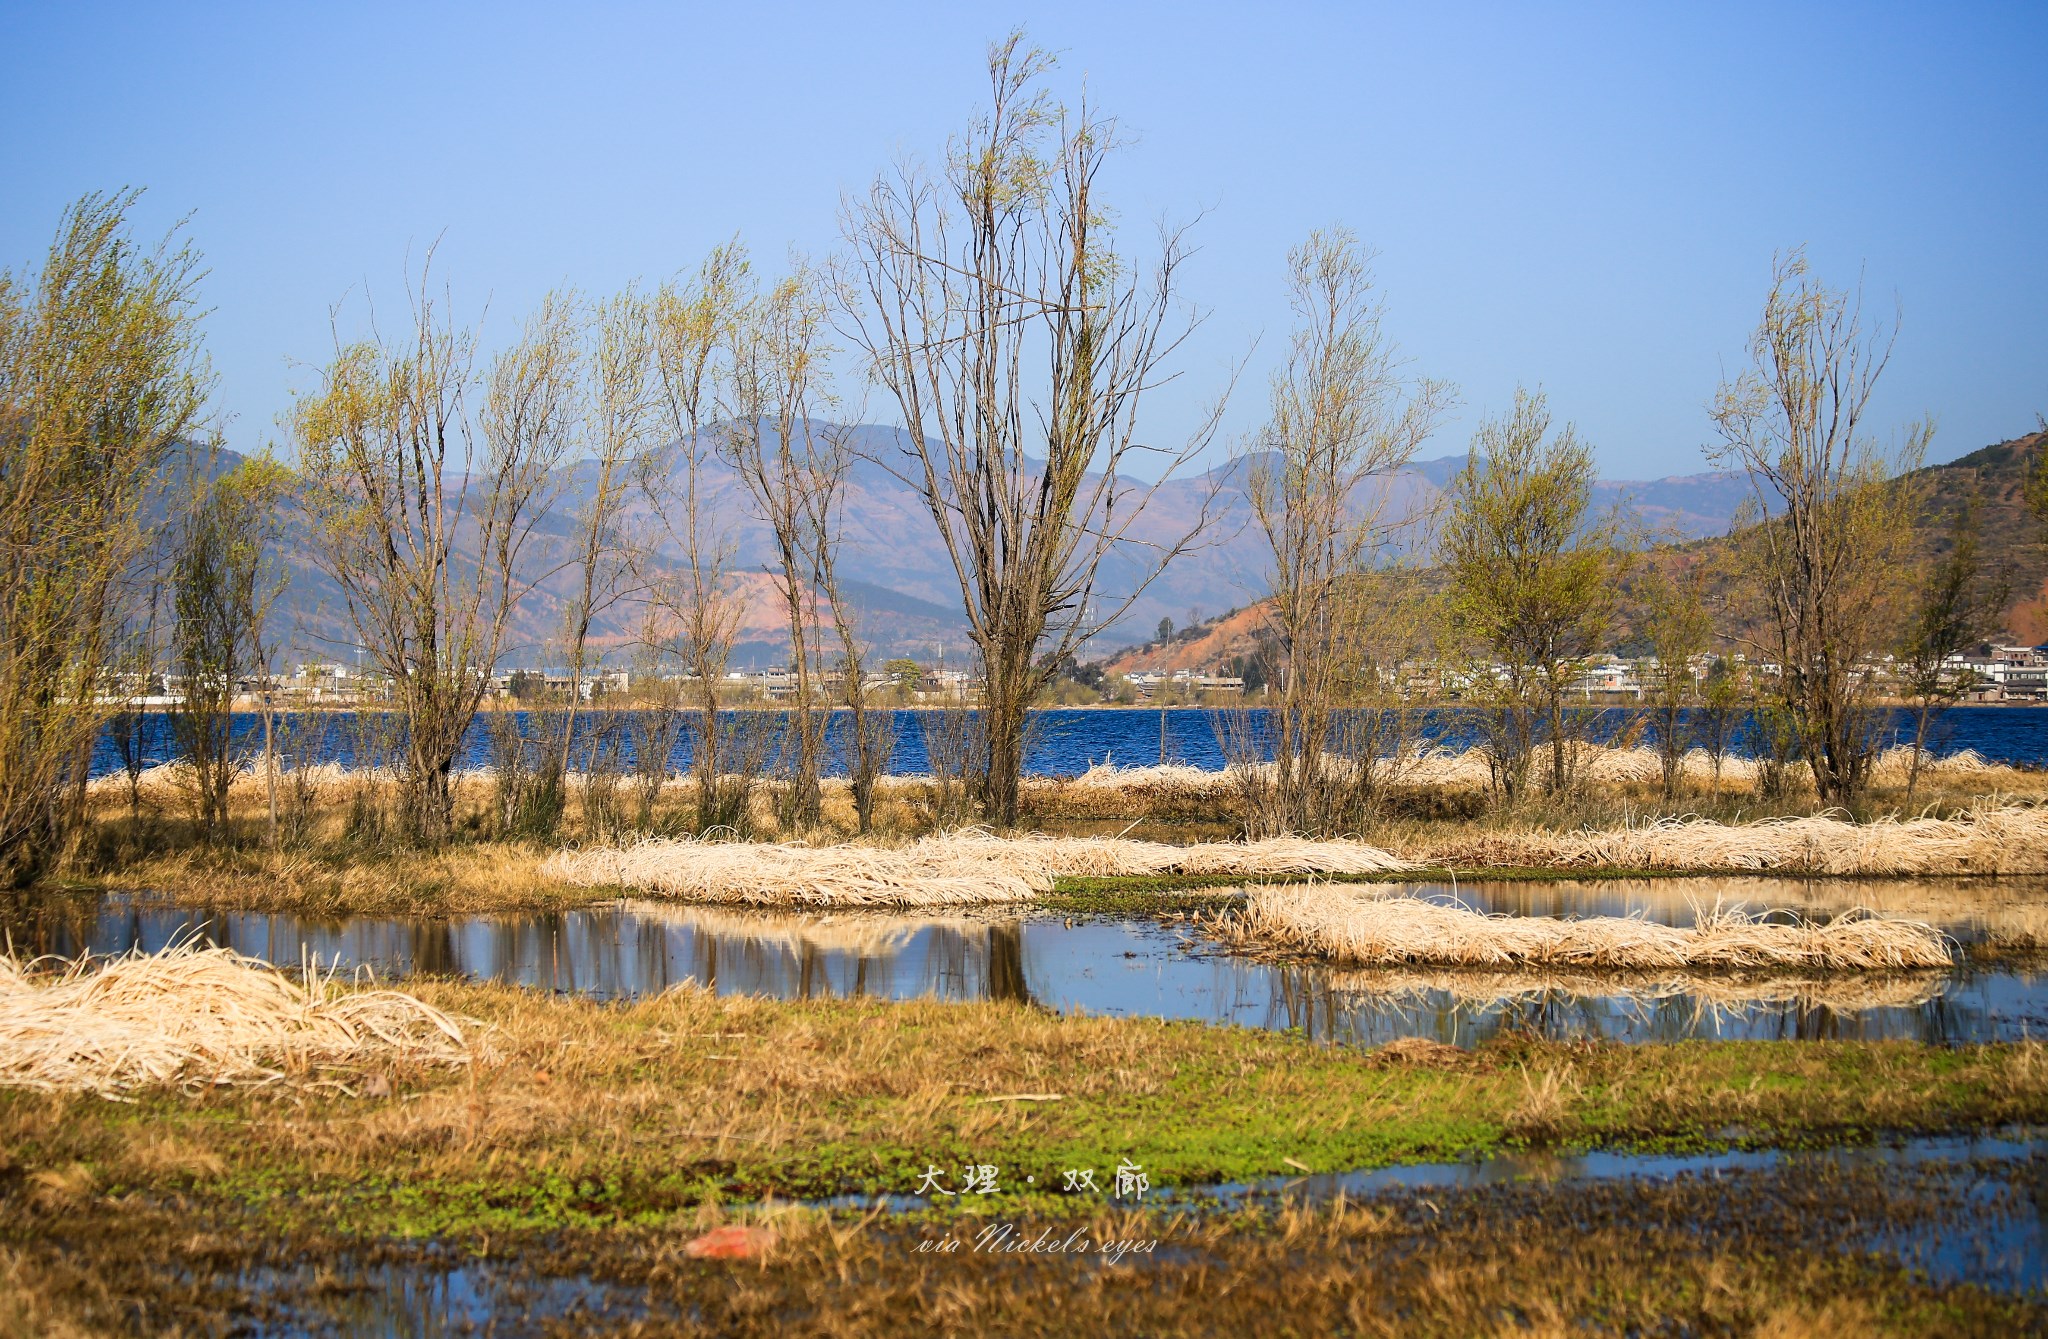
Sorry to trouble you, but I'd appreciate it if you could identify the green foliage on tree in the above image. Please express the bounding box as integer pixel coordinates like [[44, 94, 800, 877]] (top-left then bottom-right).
[[0, 191, 212, 884], [1442, 389, 1629, 801]]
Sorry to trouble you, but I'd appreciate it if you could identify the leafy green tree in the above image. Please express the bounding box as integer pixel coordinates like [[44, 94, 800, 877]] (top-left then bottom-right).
[[1443, 389, 1629, 801], [0, 191, 211, 883], [1695, 657, 1744, 793]]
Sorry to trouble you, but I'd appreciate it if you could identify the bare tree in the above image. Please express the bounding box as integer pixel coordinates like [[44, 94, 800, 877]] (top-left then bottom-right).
[[1222, 228, 1451, 837], [724, 265, 837, 831], [840, 32, 1231, 826], [1710, 249, 1929, 806], [1443, 389, 1629, 802], [645, 245, 764, 835], [169, 455, 289, 839], [106, 582, 167, 825], [0, 190, 212, 883], [293, 273, 574, 846], [800, 419, 895, 833], [533, 287, 659, 831], [1634, 561, 1714, 802]]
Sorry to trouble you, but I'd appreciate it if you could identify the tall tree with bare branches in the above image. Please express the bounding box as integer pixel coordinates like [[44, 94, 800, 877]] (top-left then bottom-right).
[[541, 287, 658, 814], [840, 32, 1230, 826], [644, 246, 762, 835], [725, 265, 838, 831], [1710, 249, 1929, 805], [1224, 228, 1451, 836], [293, 276, 573, 845]]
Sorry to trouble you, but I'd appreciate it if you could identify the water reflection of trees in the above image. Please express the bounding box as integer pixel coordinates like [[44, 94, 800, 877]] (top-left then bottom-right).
[[34, 896, 2034, 1048], [1272, 965, 1987, 1046]]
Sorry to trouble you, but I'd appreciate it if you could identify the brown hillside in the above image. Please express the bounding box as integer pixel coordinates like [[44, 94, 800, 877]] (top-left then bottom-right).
[[1105, 603, 1272, 675], [1094, 427, 2048, 669]]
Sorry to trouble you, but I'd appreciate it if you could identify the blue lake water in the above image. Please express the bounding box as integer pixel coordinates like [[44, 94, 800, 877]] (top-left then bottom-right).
[[90, 704, 2048, 778]]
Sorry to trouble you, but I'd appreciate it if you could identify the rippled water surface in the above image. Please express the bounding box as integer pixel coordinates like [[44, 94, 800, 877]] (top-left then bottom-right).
[[14, 877, 2048, 1045], [88, 703, 2048, 777]]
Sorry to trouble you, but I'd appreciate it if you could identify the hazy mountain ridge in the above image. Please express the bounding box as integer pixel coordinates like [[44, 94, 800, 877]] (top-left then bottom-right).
[[200, 424, 1794, 666]]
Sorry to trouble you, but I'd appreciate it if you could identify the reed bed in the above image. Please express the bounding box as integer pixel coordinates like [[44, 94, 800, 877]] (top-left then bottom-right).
[[1059, 743, 2007, 798], [546, 838, 1050, 907], [550, 831, 1414, 906], [1324, 966, 1950, 1014], [1423, 803, 2048, 876], [1220, 885, 1953, 970], [0, 943, 473, 1098]]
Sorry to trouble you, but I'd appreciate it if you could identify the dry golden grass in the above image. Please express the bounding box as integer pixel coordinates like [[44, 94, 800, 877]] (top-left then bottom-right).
[[1322, 966, 1951, 1014], [1219, 885, 1953, 970], [1417, 802, 2048, 876], [545, 837, 1051, 906], [1049, 744, 2021, 801], [0, 943, 475, 1098], [549, 830, 1413, 906]]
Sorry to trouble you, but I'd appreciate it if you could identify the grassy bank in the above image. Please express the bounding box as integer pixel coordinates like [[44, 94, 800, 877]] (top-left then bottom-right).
[[5, 981, 2043, 1227], [4, 978, 2044, 1335]]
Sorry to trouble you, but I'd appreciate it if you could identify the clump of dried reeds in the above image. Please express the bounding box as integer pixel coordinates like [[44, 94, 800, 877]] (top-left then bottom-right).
[[1064, 761, 1234, 800], [1220, 885, 1953, 970], [0, 943, 474, 1098], [1323, 966, 1950, 1014], [550, 831, 1414, 906], [1421, 803, 2048, 876], [546, 838, 1051, 907]]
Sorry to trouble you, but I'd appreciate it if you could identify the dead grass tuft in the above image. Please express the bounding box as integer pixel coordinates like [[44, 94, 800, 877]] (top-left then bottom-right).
[[549, 831, 1412, 906], [0, 943, 476, 1098], [1325, 965, 1951, 1014], [1416, 802, 2048, 876], [1220, 885, 1954, 970]]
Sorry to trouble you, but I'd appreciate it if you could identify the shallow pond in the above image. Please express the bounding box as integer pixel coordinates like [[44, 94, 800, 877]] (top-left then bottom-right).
[[12, 878, 2048, 1046]]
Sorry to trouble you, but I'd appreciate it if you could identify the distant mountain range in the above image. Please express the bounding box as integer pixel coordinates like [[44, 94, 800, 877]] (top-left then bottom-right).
[[216, 422, 1892, 667], [1115, 427, 2048, 673]]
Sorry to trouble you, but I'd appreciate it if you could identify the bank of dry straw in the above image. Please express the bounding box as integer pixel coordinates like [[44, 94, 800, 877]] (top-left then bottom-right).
[[547, 831, 1413, 906], [0, 944, 474, 1098], [1424, 803, 2048, 876], [1326, 966, 1949, 1015], [1221, 885, 1953, 971]]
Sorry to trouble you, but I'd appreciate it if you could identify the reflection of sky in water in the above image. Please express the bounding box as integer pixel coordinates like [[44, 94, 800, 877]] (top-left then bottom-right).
[[19, 886, 2048, 1046], [1197, 1131, 2048, 1297]]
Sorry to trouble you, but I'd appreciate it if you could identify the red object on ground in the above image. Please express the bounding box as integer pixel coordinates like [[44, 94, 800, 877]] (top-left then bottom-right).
[[684, 1225, 778, 1260]]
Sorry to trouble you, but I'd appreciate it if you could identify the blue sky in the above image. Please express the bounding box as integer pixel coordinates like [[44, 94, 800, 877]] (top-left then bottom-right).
[[4, 1, 2043, 478]]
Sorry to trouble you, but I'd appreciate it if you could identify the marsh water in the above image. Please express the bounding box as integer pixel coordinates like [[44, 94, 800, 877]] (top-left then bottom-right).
[[182, 1135, 2048, 1336], [14, 876, 2048, 1046]]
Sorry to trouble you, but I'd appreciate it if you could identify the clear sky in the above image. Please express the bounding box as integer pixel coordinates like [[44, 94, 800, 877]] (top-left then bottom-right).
[[4, 1, 2043, 478]]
